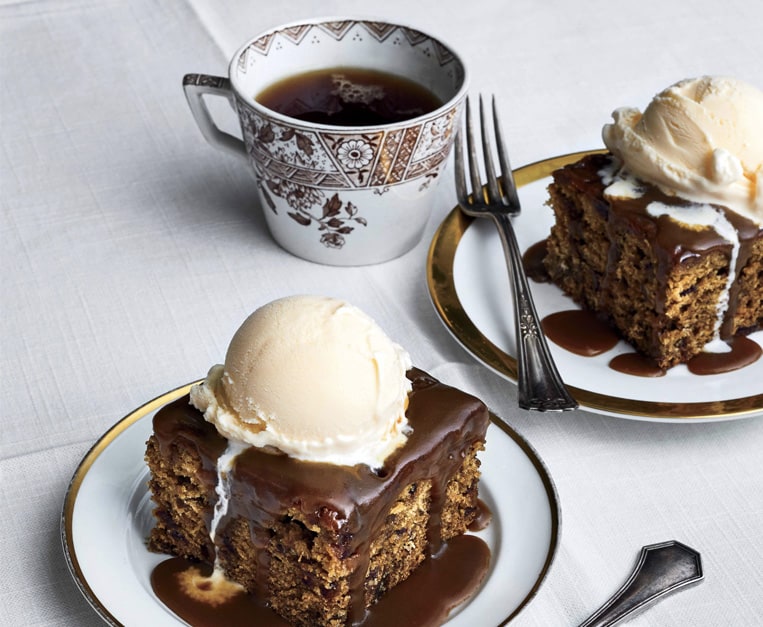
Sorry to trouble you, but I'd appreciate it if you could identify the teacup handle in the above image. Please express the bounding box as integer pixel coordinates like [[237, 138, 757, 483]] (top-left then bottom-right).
[[182, 73, 247, 160]]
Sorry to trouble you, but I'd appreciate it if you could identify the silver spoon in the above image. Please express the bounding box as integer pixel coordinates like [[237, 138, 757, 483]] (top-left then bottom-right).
[[578, 540, 703, 626]]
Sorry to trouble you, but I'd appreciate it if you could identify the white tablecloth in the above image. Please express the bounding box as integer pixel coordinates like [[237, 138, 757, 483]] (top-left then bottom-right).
[[2, 1, 762, 625]]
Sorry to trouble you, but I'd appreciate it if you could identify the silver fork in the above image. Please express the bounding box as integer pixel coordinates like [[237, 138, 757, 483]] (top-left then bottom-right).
[[455, 95, 577, 411]]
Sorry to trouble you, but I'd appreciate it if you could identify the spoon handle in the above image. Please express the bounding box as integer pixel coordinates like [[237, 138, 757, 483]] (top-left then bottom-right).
[[578, 541, 703, 627]]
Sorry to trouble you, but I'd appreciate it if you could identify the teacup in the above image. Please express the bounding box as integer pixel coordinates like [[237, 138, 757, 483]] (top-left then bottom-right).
[[183, 17, 468, 265]]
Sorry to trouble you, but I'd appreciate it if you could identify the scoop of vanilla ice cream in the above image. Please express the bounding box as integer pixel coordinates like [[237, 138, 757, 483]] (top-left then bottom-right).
[[602, 76, 763, 223], [190, 295, 412, 468]]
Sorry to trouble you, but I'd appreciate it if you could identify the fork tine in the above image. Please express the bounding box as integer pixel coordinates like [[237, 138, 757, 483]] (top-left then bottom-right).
[[479, 95, 502, 204], [492, 96, 521, 208], [454, 125, 468, 205], [464, 98, 483, 203]]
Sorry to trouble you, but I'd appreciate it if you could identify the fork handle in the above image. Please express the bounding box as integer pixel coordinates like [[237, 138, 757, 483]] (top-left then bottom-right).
[[493, 213, 578, 411]]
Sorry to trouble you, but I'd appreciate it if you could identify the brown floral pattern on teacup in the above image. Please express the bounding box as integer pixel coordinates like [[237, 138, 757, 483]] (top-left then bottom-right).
[[278, 187, 367, 250], [237, 104, 458, 248]]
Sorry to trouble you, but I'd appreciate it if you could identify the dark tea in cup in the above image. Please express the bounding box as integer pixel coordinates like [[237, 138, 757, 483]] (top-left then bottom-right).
[[256, 67, 443, 126]]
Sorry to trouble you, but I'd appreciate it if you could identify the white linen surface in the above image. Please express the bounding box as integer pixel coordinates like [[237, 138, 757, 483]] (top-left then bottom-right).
[[1, 0, 761, 625]]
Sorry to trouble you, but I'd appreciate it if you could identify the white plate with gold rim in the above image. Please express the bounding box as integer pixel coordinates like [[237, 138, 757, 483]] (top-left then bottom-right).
[[61, 382, 561, 626], [426, 150, 763, 422]]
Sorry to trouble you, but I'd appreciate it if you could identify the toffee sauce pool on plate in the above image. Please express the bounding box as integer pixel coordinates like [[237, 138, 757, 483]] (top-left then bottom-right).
[[152, 533, 490, 627], [256, 67, 443, 126], [523, 239, 761, 377]]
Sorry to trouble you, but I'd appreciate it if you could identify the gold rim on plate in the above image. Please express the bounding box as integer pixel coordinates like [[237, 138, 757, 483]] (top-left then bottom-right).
[[60, 381, 197, 627], [61, 383, 561, 626], [490, 414, 561, 625], [426, 150, 763, 421]]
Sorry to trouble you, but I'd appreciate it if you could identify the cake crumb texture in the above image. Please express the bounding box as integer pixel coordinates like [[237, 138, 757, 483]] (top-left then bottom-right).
[[146, 436, 216, 563]]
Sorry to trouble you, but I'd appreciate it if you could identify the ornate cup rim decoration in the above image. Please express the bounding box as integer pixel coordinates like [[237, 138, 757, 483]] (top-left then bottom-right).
[[228, 17, 468, 132]]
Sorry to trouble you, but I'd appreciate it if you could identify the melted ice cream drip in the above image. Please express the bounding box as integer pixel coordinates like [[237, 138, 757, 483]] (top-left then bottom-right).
[[599, 159, 646, 199], [210, 440, 249, 572], [646, 201, 738, 353], [178, 439, 249, 599]]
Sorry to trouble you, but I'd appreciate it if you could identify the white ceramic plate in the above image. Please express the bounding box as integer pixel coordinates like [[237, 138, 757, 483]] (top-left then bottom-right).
[[427, 150, 763, 422], [62, 383, 561, 626]]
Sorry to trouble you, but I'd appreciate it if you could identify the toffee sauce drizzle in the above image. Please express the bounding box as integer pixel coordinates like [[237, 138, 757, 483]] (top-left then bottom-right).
[[150, 369, 491, 626], [523, 154, 762, 377]]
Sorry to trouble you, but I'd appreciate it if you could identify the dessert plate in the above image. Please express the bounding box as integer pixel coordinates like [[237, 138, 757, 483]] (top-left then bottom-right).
[[62, 383, 561, 626], [427, 150, 763, 422]]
